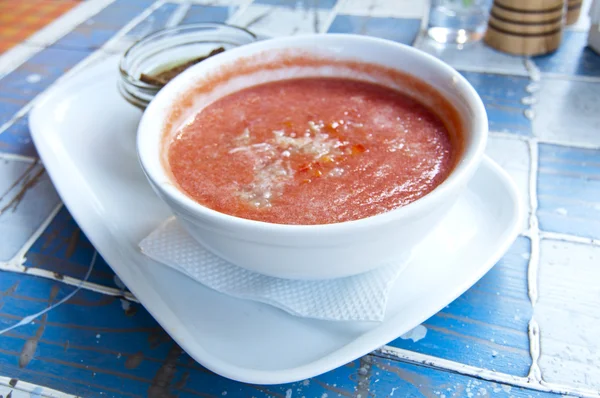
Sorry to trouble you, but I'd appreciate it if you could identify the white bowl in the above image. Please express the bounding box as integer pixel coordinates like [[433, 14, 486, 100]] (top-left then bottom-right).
[[137, 34, 488, 280]]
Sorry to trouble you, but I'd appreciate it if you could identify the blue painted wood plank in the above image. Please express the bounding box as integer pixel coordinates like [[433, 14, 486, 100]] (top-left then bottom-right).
[[111, 0, 156, 7], [11, 205, 534, 381], [459, 71, 532, 136], [0, 47, 90, 106], [416, 40, 529, 76], [387, 237, 533, 376], [23, 207, 121, 288], [53, 1, 153, 51], [327, 15, 421, 45], [3, 244, 539, 394], [531, 78, 600, 147], [538, 143, 600, 239], [0, 161, 61, 262], [0, 47, 89, 148], [124, 3, 180, 40], [0, 272, 358, 398], [533, 31, 600, 78], [254, 0, 338, 9], [0, 116, 37, 158], [0, 264, 558, 398], [369, 355, 557, 397], [180, 5, 236, 25], [183, 360, 358, 398], [0, 98, 25, 129]]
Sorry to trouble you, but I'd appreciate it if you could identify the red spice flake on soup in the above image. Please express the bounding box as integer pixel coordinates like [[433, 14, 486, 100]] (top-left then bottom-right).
[[168, 77, 458, 225]]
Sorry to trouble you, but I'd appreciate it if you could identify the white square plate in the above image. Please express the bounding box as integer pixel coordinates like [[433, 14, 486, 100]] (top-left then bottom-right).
[[29, 56, 522, 384]]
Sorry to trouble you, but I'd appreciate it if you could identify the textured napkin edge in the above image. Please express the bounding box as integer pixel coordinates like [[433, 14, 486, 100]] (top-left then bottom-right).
[[211, 260, 411, 322], [139, 218, 411, 322]]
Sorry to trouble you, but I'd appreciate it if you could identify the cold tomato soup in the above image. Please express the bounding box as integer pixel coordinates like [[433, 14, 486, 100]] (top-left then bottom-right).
[[168, 77, 458, 225]]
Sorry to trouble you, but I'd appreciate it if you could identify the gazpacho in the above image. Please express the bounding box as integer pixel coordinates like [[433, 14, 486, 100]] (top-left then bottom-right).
[[167, 77, 458, 225]]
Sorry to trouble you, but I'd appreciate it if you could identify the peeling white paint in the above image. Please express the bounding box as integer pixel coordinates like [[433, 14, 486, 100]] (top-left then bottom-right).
[[0, 374, 76, 397], [26, 74, 42, 83], [399, 324, 427, 342], [379, 345, 600, 397], [535, 241, 600, 391]]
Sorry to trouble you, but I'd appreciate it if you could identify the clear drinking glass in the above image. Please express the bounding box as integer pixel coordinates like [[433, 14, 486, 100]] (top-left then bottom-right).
[[427, 0, 493, 44]]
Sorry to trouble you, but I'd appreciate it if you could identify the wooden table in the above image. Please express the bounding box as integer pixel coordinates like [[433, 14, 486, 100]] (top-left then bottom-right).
[[0, 0, 598, 397]]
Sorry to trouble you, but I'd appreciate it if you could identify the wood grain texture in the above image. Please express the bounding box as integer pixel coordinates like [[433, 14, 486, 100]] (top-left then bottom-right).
[[327, 14, 422, 44], [231, 4, 332, 36], [459, 72, 533, 136], [0, 271, 561, 398], [369, 356, 558, 398], [532, 78, 600, 147], [51, 0, 154, 51], [23, 207, 122, 288], [535, 240, 600, 390], [0, 272, 359, 398], [485, 136, 531, 232], [533, 30, 600, 77], [0, 160, 60, 262], [386, 237, 533, 377], [180, 4, 238, 25], [537, 144, 600, 239]]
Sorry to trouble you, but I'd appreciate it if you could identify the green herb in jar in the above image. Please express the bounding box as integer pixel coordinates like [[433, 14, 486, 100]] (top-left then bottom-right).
[[140, 47, 225, 86]]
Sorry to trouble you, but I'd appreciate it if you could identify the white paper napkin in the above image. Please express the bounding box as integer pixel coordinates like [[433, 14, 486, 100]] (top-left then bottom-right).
[[140, 218, 410, 322]]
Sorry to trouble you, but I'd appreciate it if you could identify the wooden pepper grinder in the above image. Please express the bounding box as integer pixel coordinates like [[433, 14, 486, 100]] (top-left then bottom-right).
[[484, 0, 564, 56], [566, 0, 582, 25]]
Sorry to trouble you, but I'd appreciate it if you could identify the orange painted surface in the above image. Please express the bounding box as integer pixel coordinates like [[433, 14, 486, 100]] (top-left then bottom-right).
[[0, 0, 79, 53]]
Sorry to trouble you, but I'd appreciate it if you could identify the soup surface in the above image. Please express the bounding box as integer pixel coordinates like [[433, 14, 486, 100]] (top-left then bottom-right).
[[168, 77, 457, 225]]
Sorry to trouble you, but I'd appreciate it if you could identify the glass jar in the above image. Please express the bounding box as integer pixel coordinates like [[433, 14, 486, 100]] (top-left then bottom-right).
[[427, 0, 493, 44], [119, 23, 257, 110]]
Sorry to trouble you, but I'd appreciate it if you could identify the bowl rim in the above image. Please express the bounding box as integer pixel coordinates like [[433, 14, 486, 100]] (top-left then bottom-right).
[[137, 33, 488, 234], [119, 22, 258, 91]]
